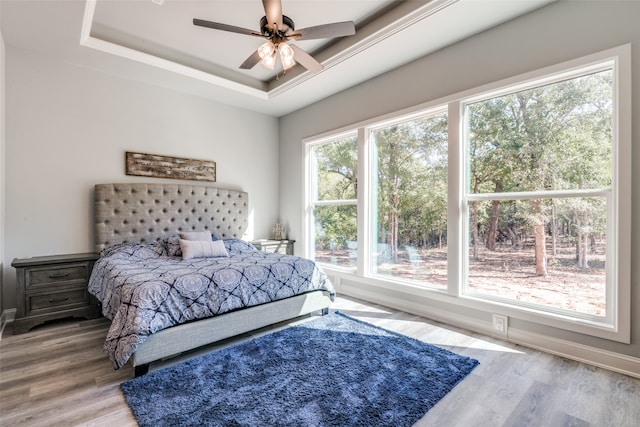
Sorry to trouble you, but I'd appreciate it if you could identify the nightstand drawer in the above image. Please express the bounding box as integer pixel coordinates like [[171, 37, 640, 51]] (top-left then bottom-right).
[[12, 253, 101, 334], [27, 263, 90, 288], [27, 289, 89, 314]]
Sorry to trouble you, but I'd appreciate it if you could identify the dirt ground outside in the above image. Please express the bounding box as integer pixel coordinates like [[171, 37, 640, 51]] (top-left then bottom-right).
[[316, 240, 606, 317]]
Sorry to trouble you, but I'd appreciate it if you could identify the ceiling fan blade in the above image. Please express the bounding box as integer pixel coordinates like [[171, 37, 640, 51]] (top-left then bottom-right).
[[290, 44, 323, 73], [288, 21, 355, 41], [239, 50, 262, 70], [193, 18, 263, 37], [262, 0, 283, 32]]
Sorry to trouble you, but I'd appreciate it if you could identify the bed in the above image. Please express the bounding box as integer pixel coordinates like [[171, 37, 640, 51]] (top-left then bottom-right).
[[89, 183, 334, 376]]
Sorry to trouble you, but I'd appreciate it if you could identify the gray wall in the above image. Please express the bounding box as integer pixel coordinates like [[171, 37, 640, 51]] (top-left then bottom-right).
[[0, 15, 5, 323], [279, 1, 640, 359], [1, 48, 279, 311]]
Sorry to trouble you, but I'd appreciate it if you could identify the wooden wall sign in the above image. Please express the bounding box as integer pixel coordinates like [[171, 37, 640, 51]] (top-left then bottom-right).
[[125, 152, 216, 182]]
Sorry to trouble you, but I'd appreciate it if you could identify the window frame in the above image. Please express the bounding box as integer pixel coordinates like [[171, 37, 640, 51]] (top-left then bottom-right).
[[304, 130, 359, 271], [365, 108, 449, 286], [452, 45, 630, 342], [303, 45, 631, 343]]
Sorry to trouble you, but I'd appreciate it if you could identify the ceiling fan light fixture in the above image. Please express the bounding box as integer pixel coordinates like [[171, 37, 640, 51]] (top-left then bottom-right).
[[261, 52, 277, 70], [281, 55, 296, 70], [193, 0, 355, 74], [278, 42, 296, 70], [257, 41, 276, 60]]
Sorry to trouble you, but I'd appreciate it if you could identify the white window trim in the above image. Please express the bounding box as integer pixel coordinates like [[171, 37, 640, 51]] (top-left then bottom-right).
[[304, 131, 358, 269], [454, 44, 630, 343], [303, 44, 631, 343], [364, 106, 449, 281]]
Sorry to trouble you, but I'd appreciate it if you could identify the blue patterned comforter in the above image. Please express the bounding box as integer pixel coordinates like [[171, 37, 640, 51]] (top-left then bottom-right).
[[88, 239, 335, 369]]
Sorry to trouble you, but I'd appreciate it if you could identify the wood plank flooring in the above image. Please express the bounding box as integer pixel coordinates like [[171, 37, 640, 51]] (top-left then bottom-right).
[[1, 295, 638, 426]]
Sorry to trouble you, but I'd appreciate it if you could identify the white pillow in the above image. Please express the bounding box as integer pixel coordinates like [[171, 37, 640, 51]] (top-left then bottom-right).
[[179, 230, 212, 241], [180, 239, 229, 260]]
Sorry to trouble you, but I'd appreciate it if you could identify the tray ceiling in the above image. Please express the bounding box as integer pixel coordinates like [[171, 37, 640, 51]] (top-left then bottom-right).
[[1, 0, 554, 116]]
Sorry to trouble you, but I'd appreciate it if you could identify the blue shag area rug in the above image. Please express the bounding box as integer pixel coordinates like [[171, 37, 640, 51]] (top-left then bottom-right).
[[120, 312, 479, 427]]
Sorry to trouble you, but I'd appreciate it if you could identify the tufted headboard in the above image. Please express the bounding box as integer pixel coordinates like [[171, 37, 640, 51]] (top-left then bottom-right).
[[94, 183, 249, 252]]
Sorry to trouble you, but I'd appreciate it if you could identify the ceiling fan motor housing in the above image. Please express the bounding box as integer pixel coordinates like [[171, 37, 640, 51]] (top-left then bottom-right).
[[260, 15, 294, 37]]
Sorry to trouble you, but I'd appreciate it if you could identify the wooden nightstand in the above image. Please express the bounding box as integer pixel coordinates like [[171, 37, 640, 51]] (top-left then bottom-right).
[[251, 239, 295, 255], [12, 253, 101, 334]]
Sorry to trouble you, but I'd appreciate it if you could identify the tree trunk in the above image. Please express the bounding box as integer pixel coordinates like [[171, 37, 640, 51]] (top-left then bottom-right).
[[386, 138, 400, 263], [551, 202, 557, 257], [388, 208, 398, 263], [486, 200, 500, 251], [486, 181, 503, 251], [577, 227, 585, 268], [388, 190, 399, 263], [574, 208, 589, 269], [471, 200, 479, 260], [532, 200, 547, 276], [581, 210, 589, 269], [508, 227, 518, 248], [534, 223, 548, 276], [471, 178, 481, 260]]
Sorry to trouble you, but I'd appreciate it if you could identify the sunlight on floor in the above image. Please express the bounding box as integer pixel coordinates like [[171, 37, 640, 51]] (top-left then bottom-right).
[[331, 295, 525, 355], [466, 337, 524, 354]]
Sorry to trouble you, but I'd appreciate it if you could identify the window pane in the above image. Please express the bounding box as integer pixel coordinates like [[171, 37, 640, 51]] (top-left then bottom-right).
[[313, 204, 357, 268], [467, 197, 607, 316], [369, 113, 448, 287], [467, 70, 613, 194], [311, 135, 358, 201]]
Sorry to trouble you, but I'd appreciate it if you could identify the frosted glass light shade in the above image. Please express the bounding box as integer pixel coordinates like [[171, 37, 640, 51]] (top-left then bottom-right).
[[279, 42, 295, 70], [257, 41, 275, 60], [261, 53, 276, 70]]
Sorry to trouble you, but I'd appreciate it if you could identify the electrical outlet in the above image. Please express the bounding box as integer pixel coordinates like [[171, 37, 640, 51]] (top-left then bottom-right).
[[492, 314, 508, 336]]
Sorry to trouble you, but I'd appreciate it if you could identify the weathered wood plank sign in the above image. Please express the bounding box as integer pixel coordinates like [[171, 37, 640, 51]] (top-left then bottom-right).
[[125, 151, 216, 182]]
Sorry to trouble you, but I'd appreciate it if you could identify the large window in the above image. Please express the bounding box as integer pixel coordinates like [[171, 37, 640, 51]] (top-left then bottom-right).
[[463, 69, 613, 319], [304, 46, 630, 341], [369, 112, 448, 286], [307, 133, 358, 268]]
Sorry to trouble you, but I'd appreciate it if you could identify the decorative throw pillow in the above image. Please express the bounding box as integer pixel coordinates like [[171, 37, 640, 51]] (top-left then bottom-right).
[[179, 230, 212, 241], [180, 239, 229, 260], [164, 236, 182, 257]]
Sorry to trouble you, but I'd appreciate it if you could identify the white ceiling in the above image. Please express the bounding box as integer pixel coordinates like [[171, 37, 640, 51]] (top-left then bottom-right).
[[0, 0, 554, 117]]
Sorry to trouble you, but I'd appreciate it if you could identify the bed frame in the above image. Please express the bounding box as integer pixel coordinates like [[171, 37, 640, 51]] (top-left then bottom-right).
[[94, 183, 332, 376]]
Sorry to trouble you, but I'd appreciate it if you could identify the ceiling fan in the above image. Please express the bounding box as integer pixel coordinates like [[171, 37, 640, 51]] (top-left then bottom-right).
[[193, 0, 356, 73]]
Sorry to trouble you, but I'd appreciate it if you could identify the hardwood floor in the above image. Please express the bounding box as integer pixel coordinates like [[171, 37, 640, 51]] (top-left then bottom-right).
[[1, 295, 638, 426]]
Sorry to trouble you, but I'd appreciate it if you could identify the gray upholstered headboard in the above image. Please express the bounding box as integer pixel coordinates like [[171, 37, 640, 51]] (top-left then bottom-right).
[[94, 183, 249, 252]]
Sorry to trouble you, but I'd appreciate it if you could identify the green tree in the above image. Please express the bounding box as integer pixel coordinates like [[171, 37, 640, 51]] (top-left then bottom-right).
[[373, 113, 447, 261], [468, 70, 612, 274], [312, 136, 358, 251]]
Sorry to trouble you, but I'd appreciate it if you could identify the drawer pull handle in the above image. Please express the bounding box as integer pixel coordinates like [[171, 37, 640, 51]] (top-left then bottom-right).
[[49, 297, 70, 303], [48, 272, 70, 279]]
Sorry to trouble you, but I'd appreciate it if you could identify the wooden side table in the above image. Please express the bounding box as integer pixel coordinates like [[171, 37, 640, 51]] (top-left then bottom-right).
[[251, 239, 295, 255], [12, 253, 101, 334]]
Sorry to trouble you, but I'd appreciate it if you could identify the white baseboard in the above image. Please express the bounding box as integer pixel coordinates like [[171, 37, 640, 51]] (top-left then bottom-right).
[[508, 328, 640, 379], [0, 308, 16, 340], [339, 285, 640, 379]]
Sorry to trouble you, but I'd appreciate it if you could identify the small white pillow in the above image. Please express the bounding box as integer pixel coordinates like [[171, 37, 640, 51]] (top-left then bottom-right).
[[179, 230, 212, 241], [180, 239, 229, 260]]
